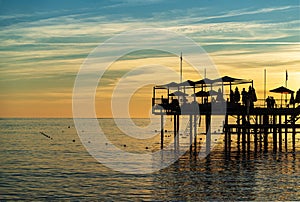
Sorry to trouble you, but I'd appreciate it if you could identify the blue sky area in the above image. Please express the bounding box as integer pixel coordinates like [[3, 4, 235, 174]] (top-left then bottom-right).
[[0, 0, 299, 117]]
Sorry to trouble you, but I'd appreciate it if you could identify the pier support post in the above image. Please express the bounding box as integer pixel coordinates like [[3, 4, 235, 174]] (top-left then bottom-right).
[[189, 115, 193, 154], [247, 116, 251, 152], [237, 115, 241, 151], [160, 114, 164, 149], [259, 115, 263, 151], [292, 117, 296, 151], [273, 115, 277, 153], [174, 114, 176, 151], [224, 114, 228, 152], [206, 114, 211, 154], [279, 115, 282, 152], [254, 115, 258, 153], [242, 115, 246, 152], [194, 115, 197, 154], [263, 115, 269, 152], [176, 115, 180, 151], [285, 115, 288, 151]]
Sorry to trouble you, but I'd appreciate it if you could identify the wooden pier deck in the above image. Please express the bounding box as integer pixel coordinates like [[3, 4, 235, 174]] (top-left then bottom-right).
[[151, 79, 300, 154]]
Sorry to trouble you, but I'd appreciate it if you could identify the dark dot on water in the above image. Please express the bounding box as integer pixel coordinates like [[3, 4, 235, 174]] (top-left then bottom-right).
[[62, 130, 64, 133], [68, 126, 70, 128], [72, 139, 75, 142], [88, 141, 91, 143], [146, 147, 149, 149], [124, 144, 127, 147]]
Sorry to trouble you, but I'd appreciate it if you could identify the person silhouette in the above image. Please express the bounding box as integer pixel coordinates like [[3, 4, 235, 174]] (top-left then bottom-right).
[[266, 96, 271, 108], [216, 88, 225, 102], [234, 87, 240, 103], [241, 88, 247, 106], [230, 89, 234, 103], [270, 97, 276, 108]]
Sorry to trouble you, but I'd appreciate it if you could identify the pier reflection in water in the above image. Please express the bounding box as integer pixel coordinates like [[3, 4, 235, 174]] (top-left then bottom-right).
[[1, 118, 299, 200]]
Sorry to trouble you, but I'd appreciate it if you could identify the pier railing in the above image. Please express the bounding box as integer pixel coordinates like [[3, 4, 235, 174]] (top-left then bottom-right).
[[254, 98, 298, 109]]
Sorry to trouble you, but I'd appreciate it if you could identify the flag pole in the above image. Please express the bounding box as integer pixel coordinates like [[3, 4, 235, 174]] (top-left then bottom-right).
[[180, 52, 182, 83], [285, 70, 288, 106], [264, 68, 266, 107]]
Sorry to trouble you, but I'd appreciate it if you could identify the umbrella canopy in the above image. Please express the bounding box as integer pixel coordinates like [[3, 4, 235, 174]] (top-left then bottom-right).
[[161, 81, 179, 88], [211, 76, 252, 86], [208, 89, 218, 96], [169, 91, 188, 96], [179, 80, 196, 87], [270, 86, 294, 94], [213, 76, 242, 83], [192, 90, 209, 97], [194, 78, 214, 85]]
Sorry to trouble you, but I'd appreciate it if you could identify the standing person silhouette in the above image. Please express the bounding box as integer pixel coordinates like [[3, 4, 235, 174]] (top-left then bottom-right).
[[216, 88, 225, 102], [230, 89, 234, 103], [241, 88, 247, 106], [234, 87, 240, 103], [266, 96, 271, 108]]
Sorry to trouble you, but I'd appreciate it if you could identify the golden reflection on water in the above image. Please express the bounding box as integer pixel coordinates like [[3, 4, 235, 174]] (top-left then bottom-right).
[[0, 118, 299, 200]]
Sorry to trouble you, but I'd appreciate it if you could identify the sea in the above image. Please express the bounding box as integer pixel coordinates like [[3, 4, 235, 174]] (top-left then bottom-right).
[[1, 118, 299, 201]]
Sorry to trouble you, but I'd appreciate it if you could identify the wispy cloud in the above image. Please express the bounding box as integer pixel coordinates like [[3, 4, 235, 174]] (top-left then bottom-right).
[[0, 1, 299, 117]]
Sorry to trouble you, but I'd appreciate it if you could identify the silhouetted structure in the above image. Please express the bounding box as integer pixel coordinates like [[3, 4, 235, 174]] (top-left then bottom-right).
[[152, 75, 300, 155]]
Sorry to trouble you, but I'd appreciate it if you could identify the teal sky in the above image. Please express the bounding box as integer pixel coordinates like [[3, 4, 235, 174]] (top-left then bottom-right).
[[0, 0, 299, 117]]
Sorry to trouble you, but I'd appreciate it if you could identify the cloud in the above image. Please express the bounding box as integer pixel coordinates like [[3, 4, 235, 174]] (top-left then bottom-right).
[[0, 1, 299, 117]]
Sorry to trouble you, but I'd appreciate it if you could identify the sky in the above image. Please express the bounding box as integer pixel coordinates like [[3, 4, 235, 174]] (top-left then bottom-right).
[[0, 0, 299, 118]]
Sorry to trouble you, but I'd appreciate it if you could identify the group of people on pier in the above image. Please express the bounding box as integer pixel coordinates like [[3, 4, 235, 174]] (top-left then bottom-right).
[[229, 86, 257, 108], [266, 96, 276, 108]]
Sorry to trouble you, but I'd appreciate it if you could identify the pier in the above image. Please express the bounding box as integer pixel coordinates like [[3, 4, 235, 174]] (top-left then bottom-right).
[[152, 76, 300, 154]]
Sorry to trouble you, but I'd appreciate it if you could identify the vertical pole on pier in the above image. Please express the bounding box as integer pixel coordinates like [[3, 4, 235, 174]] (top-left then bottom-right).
[[273, 115, 277, 153], [279, 115, 282, 152], [263, 115, 269, 152], [285, 114, 288, 151], [174, 114, 177, 151], [160, 113, 164, 149], [206, 114, 211, 154], [180, 52, 182, 84], [189, 114, 193, 154]]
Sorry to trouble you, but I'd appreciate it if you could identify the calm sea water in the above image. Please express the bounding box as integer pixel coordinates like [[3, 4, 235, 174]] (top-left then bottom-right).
[[1, 118, 299, 200]]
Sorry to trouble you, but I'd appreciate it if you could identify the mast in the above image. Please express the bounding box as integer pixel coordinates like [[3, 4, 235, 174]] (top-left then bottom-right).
[[180, 52, 182, 83], [264, 69, 266, 107]]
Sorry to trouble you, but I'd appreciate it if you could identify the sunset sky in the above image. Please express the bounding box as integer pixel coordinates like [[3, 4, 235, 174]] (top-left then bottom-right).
[[0, 0, 299, 118]]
